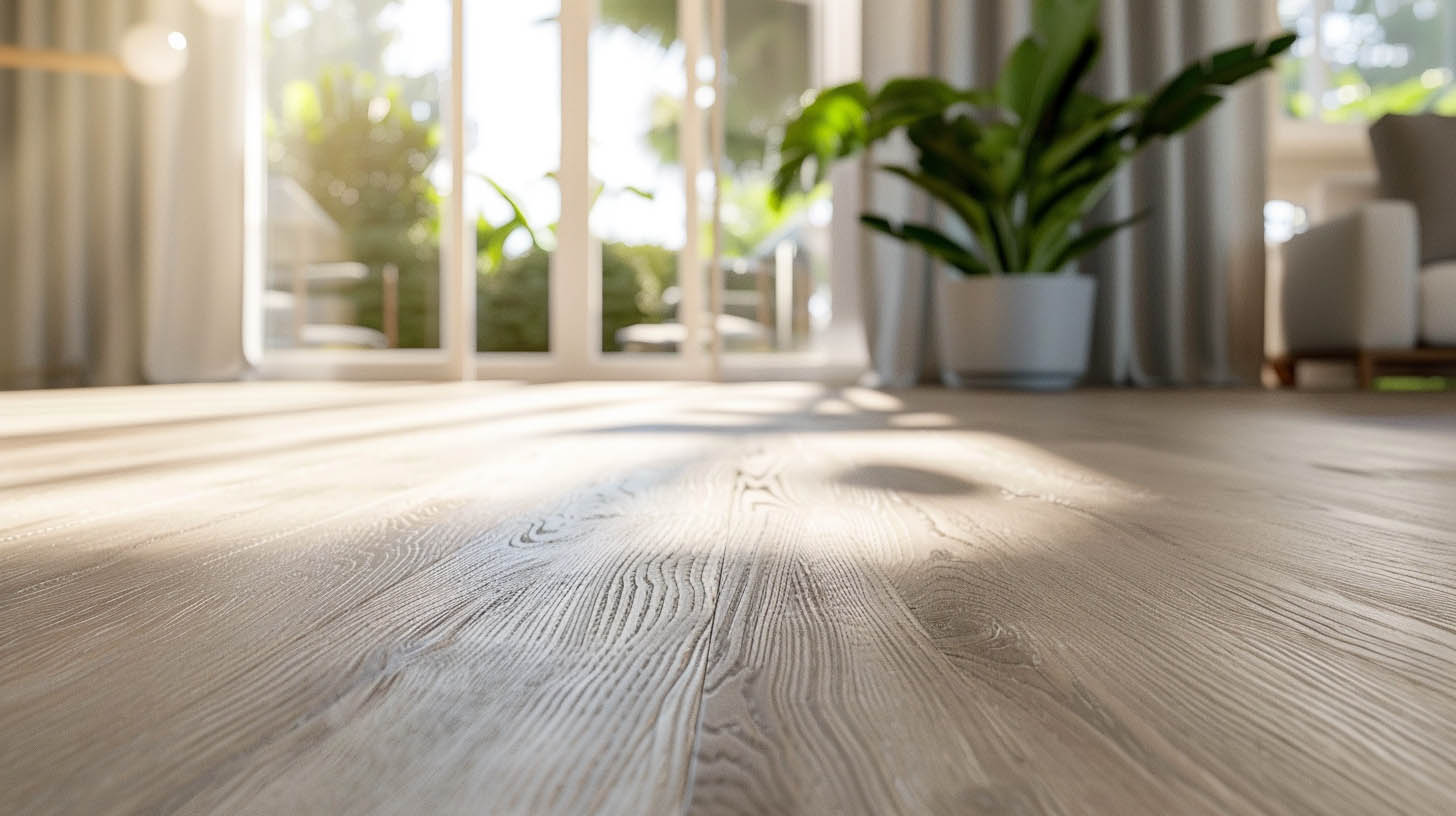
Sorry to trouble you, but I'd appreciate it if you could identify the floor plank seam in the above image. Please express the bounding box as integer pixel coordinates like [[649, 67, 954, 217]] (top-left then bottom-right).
[[678, 448, 748, 816], [679, 532, 727, 814]]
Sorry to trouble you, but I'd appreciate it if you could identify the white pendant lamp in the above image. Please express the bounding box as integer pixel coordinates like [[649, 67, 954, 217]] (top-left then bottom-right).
[[118, 23, 190, 85]]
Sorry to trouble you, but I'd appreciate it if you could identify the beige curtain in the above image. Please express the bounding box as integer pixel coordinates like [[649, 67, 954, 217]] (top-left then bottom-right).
[[860, 0, 1270, 386], [0, 0, 246, 389]]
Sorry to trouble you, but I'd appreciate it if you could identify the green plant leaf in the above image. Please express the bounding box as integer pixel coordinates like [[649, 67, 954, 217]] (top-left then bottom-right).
[[1021, 0, 1103, 140], [1149, 92, 1223, 137], [906, 117, 998, 200], [770, 81, 873, 206], [1033, 31, 1102, 144], [870, 77, 980, 137], [970, 120, 1026, 197], [1029, 143, 1125, 223], [1031, 0, 1101, 43], [987, 206, 1023, 273], [1136, 32, 1297, 141], [477, 175, 539, 242], [997, 38, 1045, 122], [1037, 98, 1140, 176], [1022, 152, 1129, 272], [901, 118, 1022, 270], [1048, 209, 1149, 271], [472, 174, 542, 272], [861, 214, 991, 277], [877, 164, 999, 271]]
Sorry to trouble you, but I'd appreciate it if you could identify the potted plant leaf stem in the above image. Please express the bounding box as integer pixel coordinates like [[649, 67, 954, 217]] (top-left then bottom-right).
[[770, 0, 1294, 388]]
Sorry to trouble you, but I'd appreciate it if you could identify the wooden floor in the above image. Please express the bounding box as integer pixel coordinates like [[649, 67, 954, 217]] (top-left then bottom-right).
[[2, 382, 1455, 815]]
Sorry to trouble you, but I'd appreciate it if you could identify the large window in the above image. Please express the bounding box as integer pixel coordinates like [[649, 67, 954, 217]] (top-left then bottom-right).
[[251, 0, 861, 380], [1278, 0, 1456, 122]]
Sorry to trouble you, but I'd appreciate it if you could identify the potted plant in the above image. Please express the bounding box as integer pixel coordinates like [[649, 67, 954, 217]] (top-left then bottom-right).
[[770, 0, 1294, 388]]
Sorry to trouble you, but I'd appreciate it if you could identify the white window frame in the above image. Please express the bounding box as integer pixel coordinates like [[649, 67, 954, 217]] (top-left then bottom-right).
[[244, 0, 864, 383]]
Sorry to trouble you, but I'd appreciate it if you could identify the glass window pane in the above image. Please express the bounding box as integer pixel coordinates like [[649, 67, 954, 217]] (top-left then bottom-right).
[[592, 0, 686, 354], [1278, 0, 1456, 122], [263, 0, 449, 351], [719, 0, 829, 354], [470, 1, 560, 353]]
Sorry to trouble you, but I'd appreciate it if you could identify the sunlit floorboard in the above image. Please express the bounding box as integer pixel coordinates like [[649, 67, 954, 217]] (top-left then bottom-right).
[[2, 382, 1454, 814]]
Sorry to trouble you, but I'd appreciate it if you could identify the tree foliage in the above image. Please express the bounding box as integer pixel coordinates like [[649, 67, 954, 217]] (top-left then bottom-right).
[[273, 66, 443, 347], [264, 0, 438, 116], [1278, 0, 1456, 122], [601, 0, 811, 169]]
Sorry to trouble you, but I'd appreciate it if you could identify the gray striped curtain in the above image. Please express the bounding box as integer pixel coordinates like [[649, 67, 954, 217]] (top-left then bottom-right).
[[0, 0, 246, 389], [860, 0, 1270, 386]]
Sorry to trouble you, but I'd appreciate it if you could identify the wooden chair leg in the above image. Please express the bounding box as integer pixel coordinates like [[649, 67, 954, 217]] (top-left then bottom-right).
[[1269, 356, 1297, 388], [1356, 351, 1377, 390]]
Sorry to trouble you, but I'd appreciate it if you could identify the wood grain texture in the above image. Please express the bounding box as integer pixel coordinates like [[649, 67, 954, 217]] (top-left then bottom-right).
[[1, 382, 1454, 815]]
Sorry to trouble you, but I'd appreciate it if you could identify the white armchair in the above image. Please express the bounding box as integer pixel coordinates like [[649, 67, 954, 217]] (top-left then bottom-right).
[[1271, 174, 1456, 388]]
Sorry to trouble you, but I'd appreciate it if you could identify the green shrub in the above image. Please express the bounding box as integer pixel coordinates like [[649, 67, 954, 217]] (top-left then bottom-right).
[[479, 243, 678, 353]]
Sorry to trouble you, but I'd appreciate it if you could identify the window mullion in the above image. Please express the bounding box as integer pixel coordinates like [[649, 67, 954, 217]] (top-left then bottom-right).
[[556, 0, 594, 375], [678, 0, 705, 372], [708, 0, 726, 378], [445, 0, 474, 380]]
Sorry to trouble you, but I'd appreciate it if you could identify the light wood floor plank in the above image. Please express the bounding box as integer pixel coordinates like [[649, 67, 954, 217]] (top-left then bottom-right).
[[1, 383, 1453, 815]]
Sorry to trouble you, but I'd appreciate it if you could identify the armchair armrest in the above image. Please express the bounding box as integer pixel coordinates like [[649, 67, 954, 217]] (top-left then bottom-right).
[[1276, 200, 1420, 354]]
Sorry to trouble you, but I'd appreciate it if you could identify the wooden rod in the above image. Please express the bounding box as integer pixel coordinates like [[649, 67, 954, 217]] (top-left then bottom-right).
[[0, 45, 126, 77], [292, 264, 309, 344], [708, 0, 727, 377], [382, 264, 400, 349]]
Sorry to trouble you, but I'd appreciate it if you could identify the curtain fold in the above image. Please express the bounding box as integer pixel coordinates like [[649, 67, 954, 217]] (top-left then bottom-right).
[[0, 0, 246, 389], [860, 0, 1269, 386]]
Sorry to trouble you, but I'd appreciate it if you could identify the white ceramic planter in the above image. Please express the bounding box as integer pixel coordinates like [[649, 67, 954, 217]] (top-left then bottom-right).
[[934, 273, 1097, 390]]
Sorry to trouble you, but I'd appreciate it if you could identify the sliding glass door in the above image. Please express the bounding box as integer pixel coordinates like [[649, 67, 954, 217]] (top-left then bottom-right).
[[248, 0, 860, 381]]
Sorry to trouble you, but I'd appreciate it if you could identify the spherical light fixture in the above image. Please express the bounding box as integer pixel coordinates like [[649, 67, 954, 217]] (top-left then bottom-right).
[[119, 23, 189, 85]]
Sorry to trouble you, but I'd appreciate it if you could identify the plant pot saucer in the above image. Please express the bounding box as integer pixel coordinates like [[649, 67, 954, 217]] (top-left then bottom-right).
[[941, 371, 1082, 391]]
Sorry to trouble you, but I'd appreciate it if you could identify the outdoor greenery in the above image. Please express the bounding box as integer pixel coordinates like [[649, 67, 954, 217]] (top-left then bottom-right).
[[265, 0, 824, 351], [272, 65, 442, 348], [603, 0, 813, 167], [271, 63, 682, 352], [1278, 0, 1456, 122], [478, 242, 676, 353], [770, 0, 1295, 277], [266, 0, 683, 351], [472, 176, 679, 352], [1283, 67, 1456, 121]]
